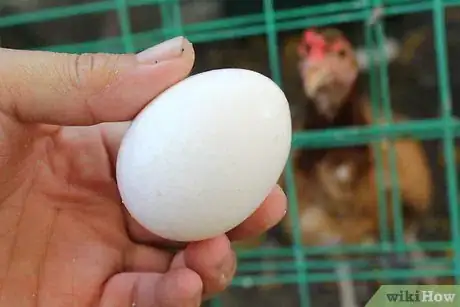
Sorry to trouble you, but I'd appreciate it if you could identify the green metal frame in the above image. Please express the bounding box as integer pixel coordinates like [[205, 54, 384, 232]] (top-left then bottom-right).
[[2, 0, 460, 306]]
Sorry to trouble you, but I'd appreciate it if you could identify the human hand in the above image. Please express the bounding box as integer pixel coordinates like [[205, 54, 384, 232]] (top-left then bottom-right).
[[0, 37, 287, 307]]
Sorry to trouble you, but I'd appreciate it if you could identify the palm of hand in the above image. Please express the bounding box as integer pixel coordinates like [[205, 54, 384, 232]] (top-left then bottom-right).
[[0, 117, 141, 306]]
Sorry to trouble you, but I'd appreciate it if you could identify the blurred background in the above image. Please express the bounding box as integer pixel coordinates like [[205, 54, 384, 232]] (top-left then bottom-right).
[[1, 0, 460, 306]]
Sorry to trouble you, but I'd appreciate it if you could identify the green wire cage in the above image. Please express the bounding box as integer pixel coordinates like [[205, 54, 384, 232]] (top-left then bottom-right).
[[2, 0, 460, 306]]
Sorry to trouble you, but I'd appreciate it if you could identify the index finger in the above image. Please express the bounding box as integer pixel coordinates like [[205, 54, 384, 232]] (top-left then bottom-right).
[[0, 37, 194, 126]]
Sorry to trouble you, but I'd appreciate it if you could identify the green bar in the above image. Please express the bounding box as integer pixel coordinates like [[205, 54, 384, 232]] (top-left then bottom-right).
[[365, 11, 391, 245], [284, 155, 310, 307], [158, 0, 183, 41], [274, 0, 367, 19], [160, 3, 172, 39], [263, 0, 282, 86], [237, 257, 452, 273], [232, 268, 453, 286], [384, 0, 419, 4], [172, 0, 183, 35], [385, 1, 432, 15], [373, 3, 405, 250], [277, 11, 367, 31], [432, 0, 460, 284], [236, 241, 451, 258], [291, 118, 460, 149], [114, 0, 135, 52], [0, 2, 115, 27]]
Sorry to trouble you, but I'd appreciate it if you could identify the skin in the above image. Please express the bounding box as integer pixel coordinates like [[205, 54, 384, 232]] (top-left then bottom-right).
[[0, 37, 287, 307]]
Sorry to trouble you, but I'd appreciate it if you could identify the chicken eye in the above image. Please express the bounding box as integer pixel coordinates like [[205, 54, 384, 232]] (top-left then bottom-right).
[[298, 43, 311, 58], [337, 49, 347, 58]]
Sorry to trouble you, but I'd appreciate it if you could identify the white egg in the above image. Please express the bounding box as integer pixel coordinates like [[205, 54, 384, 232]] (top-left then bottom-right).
[[116, 68, 292, 242]]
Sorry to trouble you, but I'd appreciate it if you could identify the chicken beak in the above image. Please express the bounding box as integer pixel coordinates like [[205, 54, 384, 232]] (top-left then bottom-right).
[[305, 67, 332, 97]]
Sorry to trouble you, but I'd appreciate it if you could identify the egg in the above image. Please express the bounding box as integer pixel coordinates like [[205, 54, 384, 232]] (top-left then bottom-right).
[[116, 68, 292, 242]]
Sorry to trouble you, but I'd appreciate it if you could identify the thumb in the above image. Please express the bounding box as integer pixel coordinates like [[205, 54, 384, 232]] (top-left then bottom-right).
[[0, 36, 194, 126]]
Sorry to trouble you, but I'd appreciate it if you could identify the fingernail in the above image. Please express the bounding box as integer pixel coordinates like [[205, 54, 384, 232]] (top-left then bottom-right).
[[217, 251, 237, 286], [136, 36, 194, 64]]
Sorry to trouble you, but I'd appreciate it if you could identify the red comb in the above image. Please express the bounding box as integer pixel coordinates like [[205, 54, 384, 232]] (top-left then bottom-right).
[[304, 30, 325, 47], [298, 29, 326, 59]]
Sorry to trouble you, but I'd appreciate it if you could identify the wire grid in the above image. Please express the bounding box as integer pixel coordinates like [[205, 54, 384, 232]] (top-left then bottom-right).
[[2, 0, 460, 306]]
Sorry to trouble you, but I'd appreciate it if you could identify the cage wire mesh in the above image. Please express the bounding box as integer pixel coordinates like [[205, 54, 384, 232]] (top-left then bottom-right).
[[2, 0, 460, 306]]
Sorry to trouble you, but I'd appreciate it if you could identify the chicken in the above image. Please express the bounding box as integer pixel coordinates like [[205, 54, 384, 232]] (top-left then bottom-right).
[[279, 28, 436, 307]]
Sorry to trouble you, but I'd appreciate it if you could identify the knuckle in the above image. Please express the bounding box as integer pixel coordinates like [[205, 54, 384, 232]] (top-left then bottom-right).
[[66, 53, 123, 95]]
